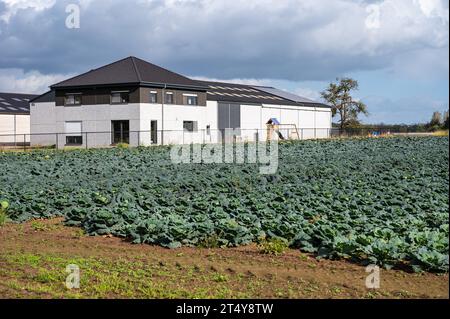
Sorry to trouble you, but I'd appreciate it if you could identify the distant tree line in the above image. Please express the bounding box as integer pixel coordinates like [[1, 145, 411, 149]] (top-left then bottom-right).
[[345, 111, 449, 133]]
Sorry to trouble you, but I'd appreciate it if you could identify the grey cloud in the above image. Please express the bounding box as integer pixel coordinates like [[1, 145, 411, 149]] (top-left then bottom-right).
[[0, 0, 448, 82]]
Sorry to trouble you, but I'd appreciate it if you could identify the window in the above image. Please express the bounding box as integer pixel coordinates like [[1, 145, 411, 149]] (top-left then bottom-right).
[[111, 91, 129, 104], [165, 92, 174, 104], [111, 120, 130, 144], [66, 136, 83, 145], [150, 91, 158, 103], [65, 121, 82, 145], [183, 94, 198, 106], [183, 121, 198, 132], [65, 94, 82, 106]]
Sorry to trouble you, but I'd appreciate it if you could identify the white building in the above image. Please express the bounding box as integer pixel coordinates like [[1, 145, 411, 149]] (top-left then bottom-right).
[[0, 92, 36, 146], [30, 57, 331, 148]]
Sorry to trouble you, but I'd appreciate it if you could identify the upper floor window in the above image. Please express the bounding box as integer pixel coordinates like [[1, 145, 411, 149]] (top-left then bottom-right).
[[165, 92, 174, 104], [65, 93, 82, 106], [150, 91, 158, 103], [111, 91, 129, 104], [183, 94, 198, 106]]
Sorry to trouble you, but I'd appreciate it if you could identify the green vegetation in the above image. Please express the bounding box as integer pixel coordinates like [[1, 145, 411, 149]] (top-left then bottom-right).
[[0, 200, 8, 226], [116, 143, 130, 149], [259, 238, 289, 256], [0, 137, 448, 272], [0, 252, 266, 299], [321, 77, 368, 129]]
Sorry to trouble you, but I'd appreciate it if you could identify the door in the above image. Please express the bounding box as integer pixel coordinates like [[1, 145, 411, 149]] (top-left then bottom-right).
[[150, 120, 158, 144], [111, 120, 130, 144], [218, 102, 241, 142]]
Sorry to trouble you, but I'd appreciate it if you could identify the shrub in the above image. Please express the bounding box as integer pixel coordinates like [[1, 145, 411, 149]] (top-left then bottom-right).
[[0, 200, 9, 226], [116, 143, 129, 149], [259, 238, 289, 256]]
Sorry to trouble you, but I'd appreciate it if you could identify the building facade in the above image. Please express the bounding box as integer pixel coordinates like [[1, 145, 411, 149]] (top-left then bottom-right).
[[0, 92, 36, 145], [30, 57, 332, 148]]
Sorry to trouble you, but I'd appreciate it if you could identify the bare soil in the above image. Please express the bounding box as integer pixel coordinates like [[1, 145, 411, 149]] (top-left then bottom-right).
[[0, 218, 448, 299]]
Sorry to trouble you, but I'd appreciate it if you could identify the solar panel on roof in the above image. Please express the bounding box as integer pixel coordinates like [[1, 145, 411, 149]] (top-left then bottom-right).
[[255, 87, 316, 103]]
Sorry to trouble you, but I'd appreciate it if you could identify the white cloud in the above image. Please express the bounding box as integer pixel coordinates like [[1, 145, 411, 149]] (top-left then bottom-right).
[[415, 0, 449, 19], [0, 0, 55, 23], [0, 68, 71, 93]]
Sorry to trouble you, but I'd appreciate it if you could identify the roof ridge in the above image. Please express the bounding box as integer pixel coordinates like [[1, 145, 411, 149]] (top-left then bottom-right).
[[132, 56, 194, 81], [130, 56, 142, 82], [50, 56, 134, 88]]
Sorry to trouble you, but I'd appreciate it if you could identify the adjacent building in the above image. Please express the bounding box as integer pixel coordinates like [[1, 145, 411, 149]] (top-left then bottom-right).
[[30, 56, 332, 148], [0, 92, 37, 145]]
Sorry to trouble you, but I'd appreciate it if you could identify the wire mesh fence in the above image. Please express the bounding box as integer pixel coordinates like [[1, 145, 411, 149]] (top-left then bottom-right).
[[0, 127, 431, 151]]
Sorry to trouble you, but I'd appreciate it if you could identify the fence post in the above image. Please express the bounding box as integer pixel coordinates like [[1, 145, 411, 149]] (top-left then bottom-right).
[[23, 134, 26, 151], [138, 131, 140, 147], [85, 132, 88, 149], [56, 133, 59, 150]]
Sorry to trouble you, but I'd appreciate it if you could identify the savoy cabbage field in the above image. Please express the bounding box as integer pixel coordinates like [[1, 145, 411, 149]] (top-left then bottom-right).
[[0, 137, 448, 272]]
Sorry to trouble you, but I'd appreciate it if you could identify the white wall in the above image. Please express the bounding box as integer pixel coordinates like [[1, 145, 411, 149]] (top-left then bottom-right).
[[139, 101, 219, 145], [219, 103, 331, 142], [31, 102, 140, 148], [0, 114, 30, 144], [30, 99, 332, 147]]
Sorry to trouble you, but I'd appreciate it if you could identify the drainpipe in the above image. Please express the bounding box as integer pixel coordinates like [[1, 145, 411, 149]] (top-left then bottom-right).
[[161, 84, 166, 145], [14, 114, 17, 146]]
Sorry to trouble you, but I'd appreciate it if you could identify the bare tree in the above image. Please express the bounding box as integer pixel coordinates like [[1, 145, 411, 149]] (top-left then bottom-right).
[[321, 78, 368, 130]]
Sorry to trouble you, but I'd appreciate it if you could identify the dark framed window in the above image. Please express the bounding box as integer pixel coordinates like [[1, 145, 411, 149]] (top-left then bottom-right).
[[65, 94, 82, 106], [150, 91, 158, 103], [111, 92, 129, 104], [165, 92, 174, 104], [183, 94, 198, 106], [66, 136, 83, 145], [183, 121, 198, 132]]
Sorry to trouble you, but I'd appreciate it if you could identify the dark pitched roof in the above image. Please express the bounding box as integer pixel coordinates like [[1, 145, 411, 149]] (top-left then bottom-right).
[[196, 80, 330, 108], [29, 90, 55, 103], [0, 92, 38, 115], [51, 56, 206, 90]]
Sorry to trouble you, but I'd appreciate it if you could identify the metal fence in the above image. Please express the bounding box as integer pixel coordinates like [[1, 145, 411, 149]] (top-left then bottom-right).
[[0, 127, 428, 151]]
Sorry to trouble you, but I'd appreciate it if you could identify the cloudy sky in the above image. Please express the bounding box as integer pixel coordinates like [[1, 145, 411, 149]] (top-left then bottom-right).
[[0, 0, 448, 124]]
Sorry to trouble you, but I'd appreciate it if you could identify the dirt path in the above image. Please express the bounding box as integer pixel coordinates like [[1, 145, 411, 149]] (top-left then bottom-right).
[[0, 219, 448, 299]]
